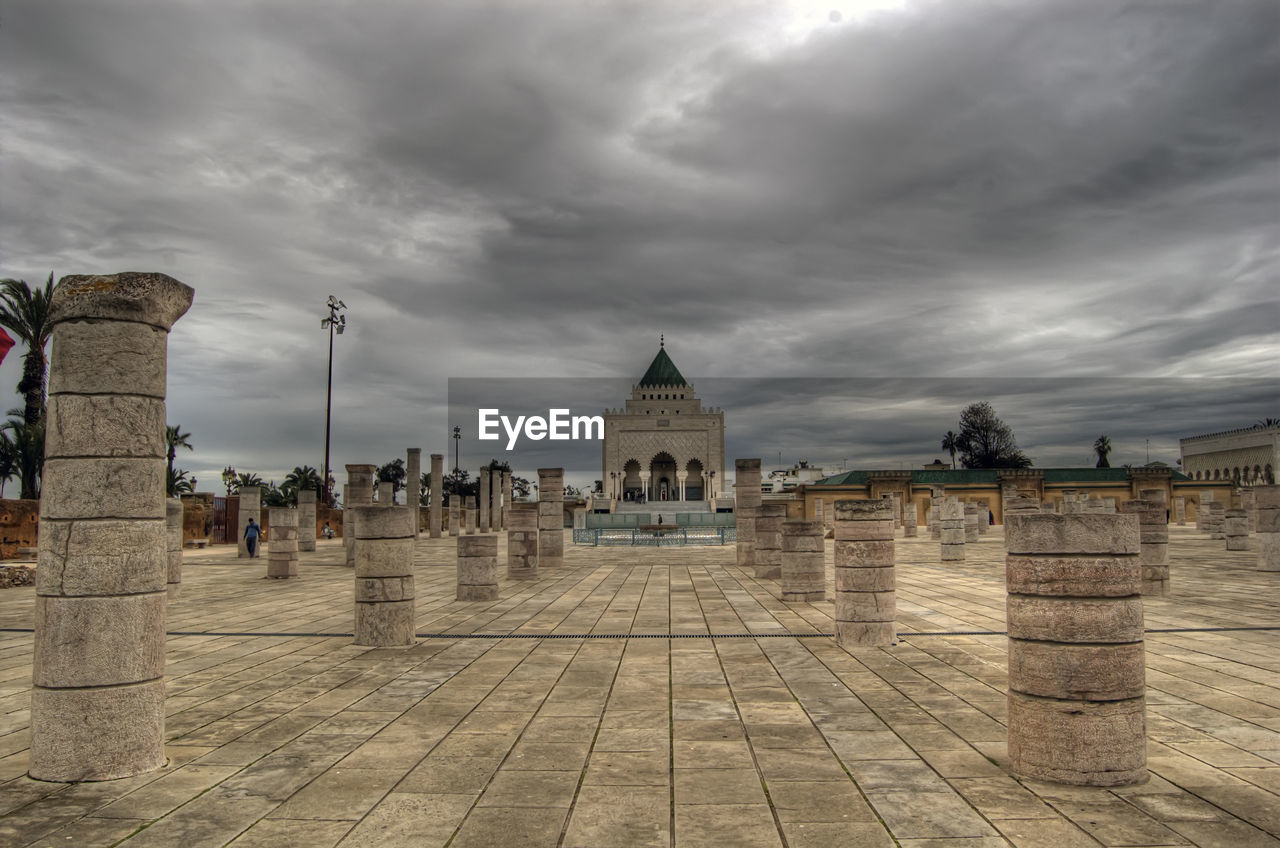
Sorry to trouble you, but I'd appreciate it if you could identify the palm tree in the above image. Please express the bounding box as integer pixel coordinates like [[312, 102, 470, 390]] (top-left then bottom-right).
[[232, 472, 264, 493], [940, 431, 959, 469], [0, 432, 16, 498], [420, 471, 431, 506], [1094, 435, 1112, 468], [2, 409, 44, 498], [0, 274, 55, 427], [1257, 417, 1280, 428], [166, 424, 194, 483], [284, 465, 324, 503], [167, 466, 194, 495]]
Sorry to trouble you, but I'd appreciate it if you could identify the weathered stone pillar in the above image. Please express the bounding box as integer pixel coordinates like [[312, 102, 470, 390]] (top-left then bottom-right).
[[344, 464, 376, 567], [1196, 491, 1212, 530], [940, 499, 965, 562], [1005, 496, 1041, 517], [833, 500, 896, 647], [165, 499, 183, 598], [1005, 513, 1146, 786], [735, 459, 762, 568], [1224, 509, 1249, 551], [1121, 499, 1168, 596], [963, 502, 980, 542], [507, 504, 539, 579], [1255, 485, 1279, 572], [1242, 488, 1257, 532], [465, 496, 477, 535], [781, 519, 825, 602], [458, 534, 499, 601], [297, 489, 317, 552], [237, 486, 261, 558], [490, 468, 502, 531], [429, 454, 443, 538], [976, 499, 990, 534], [753, 502, 786, 579], [353, 505, 415, 646], [929, 486, 944, 539], [448, 494, 460, 536], [1174, 496, 1186, 526], [1206, 502, 1225, 539], [406, 448, 421, 538], [538, 468, 565, 568], [502, 471, 512, 530], [903, 500, 917, 538], [479, 472, 490, 533], [32, 271, 192, 782], [814, 499, 824, 526], [267, 508, 299, 579]]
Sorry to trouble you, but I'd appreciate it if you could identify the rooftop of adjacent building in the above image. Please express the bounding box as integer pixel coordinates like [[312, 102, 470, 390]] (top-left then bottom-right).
[[1180, 422, 1280, 444], [814, 466, 1196, 486]]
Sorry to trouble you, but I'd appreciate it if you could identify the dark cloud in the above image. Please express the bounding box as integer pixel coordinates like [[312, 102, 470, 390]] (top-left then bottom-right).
[[1, 0, 1276, 490]]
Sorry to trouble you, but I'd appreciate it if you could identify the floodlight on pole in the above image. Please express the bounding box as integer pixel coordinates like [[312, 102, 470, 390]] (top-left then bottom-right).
[[321, 296, 347, 507]]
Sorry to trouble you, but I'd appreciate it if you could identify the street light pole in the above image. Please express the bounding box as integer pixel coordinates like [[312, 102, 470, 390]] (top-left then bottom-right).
[[321, 296, 347, 507], [452, 425, 462, 473]]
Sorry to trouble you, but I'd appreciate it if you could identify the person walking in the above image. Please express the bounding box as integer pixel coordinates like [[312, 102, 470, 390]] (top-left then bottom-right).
[[244, 517, 262, 558]]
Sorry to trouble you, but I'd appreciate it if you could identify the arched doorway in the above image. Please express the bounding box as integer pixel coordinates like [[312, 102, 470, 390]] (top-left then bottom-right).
[[622, 459, 642, 501], [685, 459, 704, 501], [650, 452, 677, 501]]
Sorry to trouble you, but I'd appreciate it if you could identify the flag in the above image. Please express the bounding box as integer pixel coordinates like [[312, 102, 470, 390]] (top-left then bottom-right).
[[0, 328, 13, 367]]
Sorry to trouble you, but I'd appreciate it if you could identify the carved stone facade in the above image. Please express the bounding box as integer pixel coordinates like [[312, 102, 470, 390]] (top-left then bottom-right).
[[1180, 424, 1277, 485]]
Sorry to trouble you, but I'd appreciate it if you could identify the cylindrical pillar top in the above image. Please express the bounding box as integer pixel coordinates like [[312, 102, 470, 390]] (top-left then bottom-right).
[[50, 272, 194, 330]]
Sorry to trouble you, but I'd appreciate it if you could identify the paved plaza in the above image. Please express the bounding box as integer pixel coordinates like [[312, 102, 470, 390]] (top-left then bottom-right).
[[1, 527, 1278, 847]]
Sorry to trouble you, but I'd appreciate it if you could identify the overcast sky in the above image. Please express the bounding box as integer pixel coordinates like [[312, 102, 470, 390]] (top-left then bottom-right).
[[2, 0, 1277, 492]]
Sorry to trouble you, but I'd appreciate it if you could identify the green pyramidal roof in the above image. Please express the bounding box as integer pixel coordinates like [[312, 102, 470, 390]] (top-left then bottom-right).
[[638, 345, 687, 387]]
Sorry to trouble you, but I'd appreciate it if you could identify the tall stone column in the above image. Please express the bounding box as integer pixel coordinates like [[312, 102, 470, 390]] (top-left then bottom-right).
[[297, 488, 317, 552], [1005, 513, 1146, 786], [502, 471, 512, 530], [406, 448, 422, 538], [490, 468, 501, 531], [929, 486, 944, 539], [940, 499, 965, 561], [344, 464, 376, 567], [448, 494, 461, 536], [237, 486, 261, 558], [976, 498, 990, 534], [267, 508, 299, 579], [735, 459, 762, 568], [458, 534, 499, 601], [1121, 499, 1168, 596], [479, 471, 490, 533], [353, 505, 415, 646], [538, 468, 565, 568], [1242, 488, 1257, 532], [781, 520, 825, 602], [1224, 509, 1249, 551], [1196, 491, 1213, 530], [465, 496, 477, 535], [903, 500, 917, 538], [1174, 496, 1186, 526], [1206, 502, 1225, 539], [32, 271, 192, 782], [507, 503, 539, 579], [429, 453, 443, 538], [753, 503, 786, 579], [1255, 485, 1279, 572], [166, 499, 183, 598], [833, 500, 896, 647], [963, 502, 980, 542]]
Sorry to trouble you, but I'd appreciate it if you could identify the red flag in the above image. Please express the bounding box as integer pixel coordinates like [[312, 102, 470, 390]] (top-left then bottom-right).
[[0, 328, 13, 367]]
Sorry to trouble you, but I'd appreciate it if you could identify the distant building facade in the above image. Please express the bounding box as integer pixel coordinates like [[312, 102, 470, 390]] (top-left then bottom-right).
[[1180, 424, 1277, 484]]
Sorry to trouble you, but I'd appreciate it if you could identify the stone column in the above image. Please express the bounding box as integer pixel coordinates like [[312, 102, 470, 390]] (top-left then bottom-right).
[[267, 507, 300, 579], [1005, 513, 1146, 786], [458, 534, 499, 601], [940, 498, 965, 561], [344, 464, 376, 567], [448, 495, 460, 536], [165, 499, 183, 598], [502, 471, 512, 530], [1005, 496, 1041, 517], [429, 454, 443, 538], [479, 471, 490, 533], [1174, 496, 1186, 526], [537, 468, 564, 568], [814, 499, 824, 526], [1196, 491, 1212, 530], [490, 468, 502, 532], [1121, 499, 1169, 596], [406, 448, 422, 538], [1256, 485, 1279, 572], [976, 499, 990, 534], [507, 503, 539, 579], [237, 486, 261, 558], [1242, 488, 1257, 532], [735, 459, 762, 568], [353, 505, 415, 646], [1224, 509, 1249, 551], [753, 503, 786, 579], [1207, 502, 1225, 539], [781, 519, 825, 602], [903, 500, 918, 538], [929, 486, 944, 539], [32, 271, 192, 782], [465, 496, 477, 535], [297, 489, 317, 552], [963, 502, 980, 542], [833, 500, 896, 647]]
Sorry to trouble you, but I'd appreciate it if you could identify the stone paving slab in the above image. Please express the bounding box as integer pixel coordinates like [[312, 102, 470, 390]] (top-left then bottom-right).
[[0, 527, 1277, 846]]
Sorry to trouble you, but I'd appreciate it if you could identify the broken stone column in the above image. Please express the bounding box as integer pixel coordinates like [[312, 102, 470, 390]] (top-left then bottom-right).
[[538, 468, 565, 569], [1174, 496, 1186, 526], [507, 503, 539, 579], [344, 464, 376, 567], [753, 502, 786, 579], [297, 488, 317, 552], [458, 534, 499, 601], [1206, 502, 1225, 539], [1196, 491, 1213, 530], [781, 519, 825, 602], [1005, 512, 1146, 786], [490, 468, 502, 532], [963, 502, 980, 542], [1005, 496, 1041, 517], [448, 494, 460, 536], [32, 271, 193, 782], [406, 448, 421, 538], [479, 471, 490, 533], [1255, 485, 1279, 572], [833, 499, 896, 647], [502, 471, 512, 530], [429, 454, 443, 538], [267, 508, 299, 579], [735, 459, 762, 568], [976, 499, 990, 535], [353, 505, 415, 646], [940, 498, 965, 562], [465, 496, 477, 535], [1241, 488, 1257, 533], [929, 486, 944, 539], [1121, 499, 1169, 596], [1224, 509, 1249, 551], [165, 499, 183, 598], [237, 486, 261, 558], [903, 500, 918, 538]]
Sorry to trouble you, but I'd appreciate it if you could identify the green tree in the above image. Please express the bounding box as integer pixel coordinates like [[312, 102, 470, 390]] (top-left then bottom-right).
[[0, 431, 16, 498], [232, 472, 264, 493], [940, 430, 960, 469], [954, 402, 1031, 469], [167, 466, 194, 495], [418, 471, 431, 506], [166, 424, 194, 484], [375, 459, 406, 501], [261, 482, 289, 508], [1093, 435, 1112, 468], [0, 273, 55, 427], [2, 409, 44, 498], [283, 465, 324, 503]]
